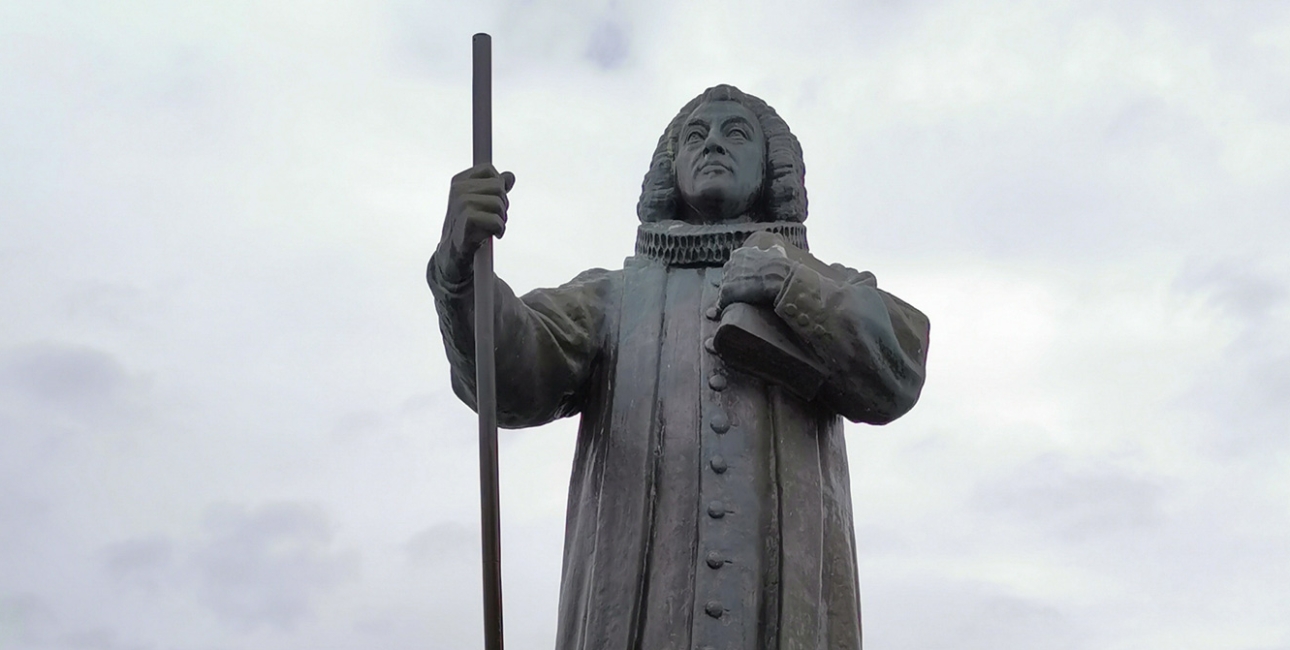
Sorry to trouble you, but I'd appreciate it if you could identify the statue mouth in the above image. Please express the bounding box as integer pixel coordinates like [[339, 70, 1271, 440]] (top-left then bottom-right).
[[698, 160, 732, 174]]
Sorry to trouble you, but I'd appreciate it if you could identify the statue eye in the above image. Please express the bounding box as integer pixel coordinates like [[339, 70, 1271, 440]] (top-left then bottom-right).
[[727, 126, 748, 141], [685, 129, 705, 144]]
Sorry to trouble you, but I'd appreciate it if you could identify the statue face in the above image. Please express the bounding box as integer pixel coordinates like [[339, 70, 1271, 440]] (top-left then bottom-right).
[[675, 100, 765, 222]]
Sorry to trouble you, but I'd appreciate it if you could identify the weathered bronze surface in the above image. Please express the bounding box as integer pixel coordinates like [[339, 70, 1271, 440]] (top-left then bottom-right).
[[429, 84, 930, 650]]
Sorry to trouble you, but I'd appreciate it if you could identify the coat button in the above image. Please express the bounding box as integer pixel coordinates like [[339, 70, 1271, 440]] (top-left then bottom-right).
[[705, 601, 723, 618], [708, 374, 727, 391], [783, 303, 798, 317], [710, 456, 727, 473], [710, 411, 730, 433], [796, 313, 810, 327], [704, 337, 717, 354], [706, 306, 721, 320], [708, 501, 725, 518], [706, 551, 724, 569]]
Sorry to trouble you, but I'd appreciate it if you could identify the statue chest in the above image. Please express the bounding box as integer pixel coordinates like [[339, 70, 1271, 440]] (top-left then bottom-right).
[[635, 264, 780, 649]]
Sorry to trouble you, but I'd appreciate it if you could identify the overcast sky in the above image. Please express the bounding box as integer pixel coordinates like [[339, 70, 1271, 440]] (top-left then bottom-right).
[[2, 1, 1288, 649]]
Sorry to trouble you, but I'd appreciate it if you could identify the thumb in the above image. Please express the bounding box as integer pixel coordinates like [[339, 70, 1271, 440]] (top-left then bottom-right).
[[501, 171, 516, 192]]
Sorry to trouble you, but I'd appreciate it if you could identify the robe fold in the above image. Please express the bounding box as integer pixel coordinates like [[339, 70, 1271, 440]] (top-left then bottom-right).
[[428, 220, 929, 650]]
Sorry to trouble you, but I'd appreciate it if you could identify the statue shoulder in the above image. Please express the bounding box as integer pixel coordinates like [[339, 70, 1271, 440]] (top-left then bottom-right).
[[518, 266, 622, 311]]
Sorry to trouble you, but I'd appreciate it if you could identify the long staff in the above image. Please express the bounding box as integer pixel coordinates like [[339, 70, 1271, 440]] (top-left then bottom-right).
[[472, 32, 504, 650]]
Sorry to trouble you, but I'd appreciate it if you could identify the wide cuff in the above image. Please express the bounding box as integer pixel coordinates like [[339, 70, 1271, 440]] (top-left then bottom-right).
[[773, 264, 830, 345], [427, 250, 473, 297]]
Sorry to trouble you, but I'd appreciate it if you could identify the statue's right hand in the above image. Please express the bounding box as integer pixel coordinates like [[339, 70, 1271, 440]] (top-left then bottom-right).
[[435, 164, 516, 283]]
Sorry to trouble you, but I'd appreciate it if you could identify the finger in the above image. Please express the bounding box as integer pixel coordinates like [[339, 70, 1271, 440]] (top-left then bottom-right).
[[455, 177, 510, 198], [759, 233, 788, 250], [463, 195, 508, 221], [741, 231, 786, 251], [716, 278, 757, 311], [731, 245, 780, 266], [465, 212, 507, 241], [716, 283, 742, 311], [716, 283, 732, 311], [722, 259, 757, 281], [453, 187, 509, 218], [455, 163, 500, 180], [727, 246, 759, 266], [501, 171, 515, 193]]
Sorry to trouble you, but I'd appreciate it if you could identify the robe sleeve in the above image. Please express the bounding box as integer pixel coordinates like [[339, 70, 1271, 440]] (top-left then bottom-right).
[[427, 254, 616, 429], [771, 262, 930, 425]]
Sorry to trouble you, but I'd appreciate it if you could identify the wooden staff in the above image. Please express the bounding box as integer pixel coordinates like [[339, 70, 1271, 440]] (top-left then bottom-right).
[[472, 31, 504, 650]]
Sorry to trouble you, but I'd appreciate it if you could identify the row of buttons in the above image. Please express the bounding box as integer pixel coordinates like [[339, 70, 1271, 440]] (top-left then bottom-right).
[[704, 293, 729, 623]]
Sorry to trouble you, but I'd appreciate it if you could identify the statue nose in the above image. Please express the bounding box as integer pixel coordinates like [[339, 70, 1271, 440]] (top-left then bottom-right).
[[703, 135, 727, 155]]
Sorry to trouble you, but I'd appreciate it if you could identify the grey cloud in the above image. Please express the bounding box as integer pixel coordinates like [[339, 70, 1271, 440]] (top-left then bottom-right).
[[971, 453, 1164, 539], [585, 19, 629, 70], [1103, 0, 1290, 63], [1183, 350, 1290, 455], [0, 343, 129, 407], [829, 120, 1132, 262], [384, 0, 489, 79], [99, 536, 174, 593], [401, 521, 491, 649], [494, 0, 633, 65], [405, 394, 488, 449], [853, 522, 915, 556], [57, 282, 154, 331], [863, 577, 1086, 650], [958, 158, 1128, 259], [1175, 260, 1286, 325], [398, 390, 454, 417], [834, 0, 952, 50], [0, 593, 55, 646], [57, 627, 153, 650], [142, 46, 234, 123], [405, 520, 478, 566], [387, 0, 638, 78], [329, 408, 386, 442], [1101, 97, 1211, 151], [1173, 260, 1290, 454], [932, 97, 1218, 259], [191, 502, 358, 632], [818, 5, 1288, 264], [0, 463, 50, 530]]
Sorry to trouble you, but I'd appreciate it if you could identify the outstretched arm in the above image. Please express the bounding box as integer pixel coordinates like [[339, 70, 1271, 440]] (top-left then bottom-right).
[[429, 163, 615, 428], [428, 259, 615, 429]]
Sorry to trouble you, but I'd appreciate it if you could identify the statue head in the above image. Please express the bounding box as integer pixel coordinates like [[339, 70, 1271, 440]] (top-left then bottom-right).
[[637, 84, 807, 224]]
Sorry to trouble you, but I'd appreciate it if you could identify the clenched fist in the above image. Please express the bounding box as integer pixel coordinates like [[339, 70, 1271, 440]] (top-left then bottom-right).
[[434, 164, 516, 284], [717, 242, 796, 311]]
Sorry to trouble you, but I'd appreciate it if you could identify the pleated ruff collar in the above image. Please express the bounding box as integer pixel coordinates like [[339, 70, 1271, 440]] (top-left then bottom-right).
[[634, 220, 809, 267]]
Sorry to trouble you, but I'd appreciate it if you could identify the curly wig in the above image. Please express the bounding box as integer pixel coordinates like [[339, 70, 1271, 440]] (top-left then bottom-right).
[[636, 84, 807, 224]]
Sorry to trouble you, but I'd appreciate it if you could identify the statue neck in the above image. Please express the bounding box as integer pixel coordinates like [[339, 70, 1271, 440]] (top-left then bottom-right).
[[634, 220, 809, 267], [675, 202, 755, 224]]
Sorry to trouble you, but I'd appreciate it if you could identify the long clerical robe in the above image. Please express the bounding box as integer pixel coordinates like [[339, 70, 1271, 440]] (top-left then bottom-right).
[[428, 220, 929, 650]]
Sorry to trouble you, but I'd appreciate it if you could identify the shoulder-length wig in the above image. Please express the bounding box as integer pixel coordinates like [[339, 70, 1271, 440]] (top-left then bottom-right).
[[636, 84, 807, 224]]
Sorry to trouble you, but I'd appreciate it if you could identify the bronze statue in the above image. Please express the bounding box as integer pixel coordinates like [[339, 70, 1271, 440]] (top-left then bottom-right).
[[429, 84, 929, 650]]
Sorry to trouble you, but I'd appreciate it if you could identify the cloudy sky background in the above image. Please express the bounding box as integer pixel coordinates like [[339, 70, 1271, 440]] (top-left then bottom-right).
[[2, 1, 1289, 648]]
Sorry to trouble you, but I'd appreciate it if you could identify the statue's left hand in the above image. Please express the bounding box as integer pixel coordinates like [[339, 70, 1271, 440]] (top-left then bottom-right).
[[717, 244, 796, 311]]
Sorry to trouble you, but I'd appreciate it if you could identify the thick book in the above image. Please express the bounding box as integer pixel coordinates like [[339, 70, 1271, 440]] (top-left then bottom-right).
[[713, 232, 837, 402]]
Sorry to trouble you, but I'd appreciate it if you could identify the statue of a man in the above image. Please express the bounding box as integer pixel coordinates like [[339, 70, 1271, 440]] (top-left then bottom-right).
[[428, 85, 929, 650]]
